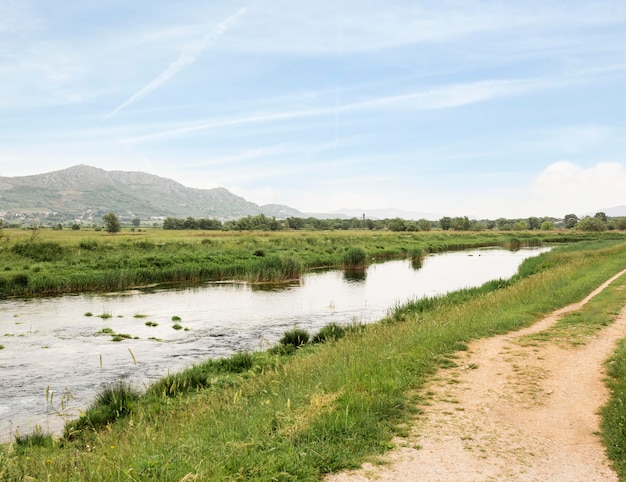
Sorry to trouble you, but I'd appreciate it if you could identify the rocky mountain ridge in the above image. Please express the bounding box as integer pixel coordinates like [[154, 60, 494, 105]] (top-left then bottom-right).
[[0, 165, 304, 224]]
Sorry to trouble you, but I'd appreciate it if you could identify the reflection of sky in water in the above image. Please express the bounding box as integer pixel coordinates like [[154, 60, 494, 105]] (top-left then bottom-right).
[[0, 247, 549, 439]]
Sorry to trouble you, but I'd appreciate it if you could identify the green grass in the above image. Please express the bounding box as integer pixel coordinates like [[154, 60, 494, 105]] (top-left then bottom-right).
[[2, 240, 626, 480], [1, 228, 622, 297], [602, 338, 626, 479]]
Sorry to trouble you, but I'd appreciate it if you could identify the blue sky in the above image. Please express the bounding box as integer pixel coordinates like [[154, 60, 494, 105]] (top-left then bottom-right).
[[1, 1, 625, 219]]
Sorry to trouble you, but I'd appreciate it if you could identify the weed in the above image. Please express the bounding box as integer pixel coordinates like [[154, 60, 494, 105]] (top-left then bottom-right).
[[171, 315, 181, 322], [342, 246, 367, 268], [145, 321, 158, 327], [312, 323, 347, 343], [14, 426, 53, 449], [172, 324, 183, 330], [64, 381, 140, 439], [279, 327, 310, 348]]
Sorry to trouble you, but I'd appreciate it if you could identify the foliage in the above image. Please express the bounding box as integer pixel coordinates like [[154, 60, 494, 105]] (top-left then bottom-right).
[[342, 246, 367, 268], [6, 240, 626, 480], [564, 213, 579, 229], [279, 327, 310, 348], [0, 229, 623, 298], [577, 216, 607, 232], [14, 426, 53, 449], [312, 323, 347, 343], [602, 337, 626, 479], [102, 212, 121, 233], [540, 221, 554, 230], [64, 381, 140, 439]]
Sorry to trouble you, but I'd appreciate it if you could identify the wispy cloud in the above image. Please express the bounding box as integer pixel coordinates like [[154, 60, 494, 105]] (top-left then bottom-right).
[[105, 7, 247, 120], [123, 76, 561, 144]]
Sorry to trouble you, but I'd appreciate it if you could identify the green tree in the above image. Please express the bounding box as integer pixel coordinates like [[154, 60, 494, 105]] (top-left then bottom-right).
[[102, 212, 121, 233], [439, 216, 452, 231], [577, 216, 607, 232], [540, 221, 554, 230], [451, 216, 471, 231], [388, 218, 407, 232], [418, 219, 432, 231], [131, 218, 141, 227], [615, 217, 626, 230], [564, 213, 578, 229], [528, 217, 540, 230], [594, 212, 608, 223]]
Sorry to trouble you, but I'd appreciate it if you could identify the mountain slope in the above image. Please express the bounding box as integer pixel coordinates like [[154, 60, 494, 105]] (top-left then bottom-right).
[[0, 165, 303, 222]]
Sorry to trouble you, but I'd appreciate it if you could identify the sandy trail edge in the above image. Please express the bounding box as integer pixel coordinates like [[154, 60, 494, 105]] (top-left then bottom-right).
[[327, 268, 626, 482]]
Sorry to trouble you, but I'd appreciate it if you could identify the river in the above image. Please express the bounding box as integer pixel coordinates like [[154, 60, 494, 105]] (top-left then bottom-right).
[[0, 246, 549, 440]]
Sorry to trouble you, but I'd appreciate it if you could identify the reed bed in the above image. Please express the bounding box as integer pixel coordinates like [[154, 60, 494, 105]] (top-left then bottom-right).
[[1, 229, 623, 297], [3, 239, 626, 480]]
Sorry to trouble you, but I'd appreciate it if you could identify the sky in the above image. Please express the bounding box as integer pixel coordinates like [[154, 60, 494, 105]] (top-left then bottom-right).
[[1, 1, 626, 219]]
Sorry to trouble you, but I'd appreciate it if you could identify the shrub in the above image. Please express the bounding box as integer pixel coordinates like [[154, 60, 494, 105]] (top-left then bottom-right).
[[64, 381, 140, 439], [342, 246, 367, 268], [312, 323, 347, 343], [15, 426, 53, 449], [12, 273, 28, 287], [78, 240, 99, 251], [12, 241, 64, 262], [279, 327, 310, 348]]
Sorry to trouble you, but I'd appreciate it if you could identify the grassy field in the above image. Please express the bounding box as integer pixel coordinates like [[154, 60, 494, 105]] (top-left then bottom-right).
[[2, 236, 626, 480], [0, 227, 622, 297]]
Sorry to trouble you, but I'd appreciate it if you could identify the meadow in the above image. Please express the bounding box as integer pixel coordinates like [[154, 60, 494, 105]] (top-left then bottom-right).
[[2, 232, 626, 480], [0, 227, 620, 298]]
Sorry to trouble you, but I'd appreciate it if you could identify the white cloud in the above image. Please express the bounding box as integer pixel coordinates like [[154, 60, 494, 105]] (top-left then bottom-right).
[[529, 161, 626, 215], [105, 7, 247, 119], [123, 76, 559, 144]]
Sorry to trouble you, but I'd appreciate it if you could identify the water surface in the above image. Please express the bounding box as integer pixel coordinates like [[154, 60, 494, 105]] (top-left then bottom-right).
[[0, 247, 548, 440]]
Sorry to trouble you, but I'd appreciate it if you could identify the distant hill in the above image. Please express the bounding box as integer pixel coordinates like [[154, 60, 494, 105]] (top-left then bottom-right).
[[0, 165, 304, 224]]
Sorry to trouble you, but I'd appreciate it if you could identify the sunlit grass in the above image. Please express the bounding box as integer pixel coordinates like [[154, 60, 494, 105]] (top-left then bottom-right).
[[2, 228, 622, 297], [3, 240, 626, 480]]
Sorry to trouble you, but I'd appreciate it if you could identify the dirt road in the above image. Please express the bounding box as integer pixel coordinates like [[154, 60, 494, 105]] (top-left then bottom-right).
[[327, 269, 626, 481]]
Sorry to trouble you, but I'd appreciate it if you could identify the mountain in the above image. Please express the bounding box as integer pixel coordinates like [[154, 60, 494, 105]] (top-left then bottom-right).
[[0, 165, 304, 223], [597, 206, 626, 217]]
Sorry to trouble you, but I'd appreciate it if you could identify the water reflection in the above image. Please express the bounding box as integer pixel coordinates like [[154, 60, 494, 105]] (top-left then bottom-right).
[[0, 247, 549, 440], [342, 268, 367, 282]]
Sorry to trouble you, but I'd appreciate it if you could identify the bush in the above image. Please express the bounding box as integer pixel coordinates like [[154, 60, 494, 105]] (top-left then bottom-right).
[[312, 323, 347, 343], [64, 381, 140, 438], [342, 246, 367, 268], [12, 273, 28, 287], [12, 242, 64, 262], [15, 426, 53, 449], [279, 327, 310, 348]]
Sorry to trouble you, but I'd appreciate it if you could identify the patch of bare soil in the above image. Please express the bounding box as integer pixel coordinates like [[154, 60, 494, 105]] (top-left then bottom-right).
[[327, 269, 626, 481]]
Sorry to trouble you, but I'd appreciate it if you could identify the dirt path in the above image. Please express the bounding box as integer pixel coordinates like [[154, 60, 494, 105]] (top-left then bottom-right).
[[327, 269, 626, 482]]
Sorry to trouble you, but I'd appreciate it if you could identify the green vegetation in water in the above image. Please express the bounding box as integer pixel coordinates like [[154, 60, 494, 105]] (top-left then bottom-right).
[[84, 312, 93, 317], [145, 321, 158, 327], [0, 345, 4, 350], [3, 238, 626, 481], [171, 315, 181, 322], [172, 324, 183, 330], [1, 228, 622, 297]]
